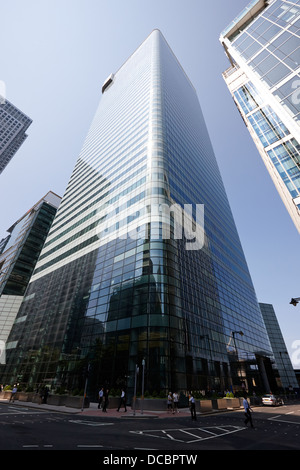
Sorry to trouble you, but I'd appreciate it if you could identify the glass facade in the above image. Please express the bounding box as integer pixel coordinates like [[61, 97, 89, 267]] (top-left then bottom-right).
[[230, 0, 300, 122], [1, 203, 58, 296], [0, 192, 61, 346], [0, 192, 61, 297], [2, 30, 276, 399], [220, 0, 300, 233], [259, 303, 298, 389], [234, 81, 300, 199], [0, 98, 32, 174]]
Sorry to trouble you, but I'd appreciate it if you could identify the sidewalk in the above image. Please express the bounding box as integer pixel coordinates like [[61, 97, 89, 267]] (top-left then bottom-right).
[[80, 402, 193, 419], [0, 398, 195, 419]]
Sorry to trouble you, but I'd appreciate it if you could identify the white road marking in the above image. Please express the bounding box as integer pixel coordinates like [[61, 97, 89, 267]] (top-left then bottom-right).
[[0, 411, 46, 416], [181, 429, 211, 439], [162, 430, 176, 440], [69, 419, 114, 426], [22, 445, 53, 448], [130, 425, 245, 443], [9, 406, 27, 410], [268, 415, 300, 425], [77, 445, 103, 448], [134, 447, 158, 450]]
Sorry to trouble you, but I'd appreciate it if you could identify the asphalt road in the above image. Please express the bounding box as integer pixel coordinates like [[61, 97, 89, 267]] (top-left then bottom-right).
[[1, 400, 300, 459]]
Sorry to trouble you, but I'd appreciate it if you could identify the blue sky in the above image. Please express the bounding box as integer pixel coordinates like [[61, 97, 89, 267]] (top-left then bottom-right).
[[0, 0, 299, 366]]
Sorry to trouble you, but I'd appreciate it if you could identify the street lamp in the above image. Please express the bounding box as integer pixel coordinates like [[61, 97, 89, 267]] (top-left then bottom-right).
[[231, 330, 244, 353], [141, 358, 145, 415], [81, 363, 90, 412], [133, 364, 139, 416], [200, 335, 213, 390], [231, 331, 244, 391], [279, 351, 289, 389]]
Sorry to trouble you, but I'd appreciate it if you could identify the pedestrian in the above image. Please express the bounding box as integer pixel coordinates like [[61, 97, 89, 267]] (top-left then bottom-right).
[[98, 387, 104, 409], [189, 393, 197, 420], [173, 391, 179, 414], [39, 386, 44, 404], [43, 387, 49, 404], [9, 385, 17, 402], [243, 394, 254, 428], [117, 389, 127, 412], [167, 392, 173, 413], [102, 389, 109, 412]]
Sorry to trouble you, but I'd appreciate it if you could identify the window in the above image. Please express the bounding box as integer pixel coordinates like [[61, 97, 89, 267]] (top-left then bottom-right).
[[277, 34, 300, 56], [242, 40, 263, 60], [267, 139, 300, 197], [260, 23, 282, 43], [248, 106, 289, 147], [234, 82, 261, 114], [255, 53, 279, 75], [262, 61, 290, 86], [273, 76, 300, 101]]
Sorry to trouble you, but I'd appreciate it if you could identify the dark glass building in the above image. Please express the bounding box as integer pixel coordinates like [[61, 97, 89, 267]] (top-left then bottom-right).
[[0, 191, 61, 349], [259, 303, 298, 390], [3, 30, 278, 398]]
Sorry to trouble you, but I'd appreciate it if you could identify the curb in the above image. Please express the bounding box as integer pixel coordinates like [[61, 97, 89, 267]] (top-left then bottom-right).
[[0, 398, 247, 419]]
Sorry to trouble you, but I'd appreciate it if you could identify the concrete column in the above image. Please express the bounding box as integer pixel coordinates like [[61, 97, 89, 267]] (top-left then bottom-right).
[[258, 356, 271, 393]]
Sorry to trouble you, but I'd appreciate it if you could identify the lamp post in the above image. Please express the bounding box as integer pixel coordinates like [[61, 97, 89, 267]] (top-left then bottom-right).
[[200, 335, 213, 391], [133, 364, 139, 416], [81, 363, 90, 412], [141, 358, 145, 415], [279, 351, 289, 389], [231, 330, 244, 354], [231, 331, 244, 389]]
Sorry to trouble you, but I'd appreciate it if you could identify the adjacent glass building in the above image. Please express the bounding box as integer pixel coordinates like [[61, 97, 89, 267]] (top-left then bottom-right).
[[0, 191, 61, 346], [0, 97, 32, 174], [259, 303, 298, 389], [2, 30, 278, 398], [220, 0, 300, 234]]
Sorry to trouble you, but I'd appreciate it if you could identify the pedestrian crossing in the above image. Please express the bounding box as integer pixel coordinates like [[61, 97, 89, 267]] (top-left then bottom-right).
[[0, 405, 66, 425], [130, 425, 245, 443]]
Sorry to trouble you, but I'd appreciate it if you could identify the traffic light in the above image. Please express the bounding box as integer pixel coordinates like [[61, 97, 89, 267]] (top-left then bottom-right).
[[290, 298, 299, 307]]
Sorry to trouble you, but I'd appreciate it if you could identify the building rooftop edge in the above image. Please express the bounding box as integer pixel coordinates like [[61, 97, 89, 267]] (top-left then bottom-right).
[[102, 29, 197, 95], [6, 191, 62, 233], [0, 95, 33, 124], [220, 0, 267, 41]]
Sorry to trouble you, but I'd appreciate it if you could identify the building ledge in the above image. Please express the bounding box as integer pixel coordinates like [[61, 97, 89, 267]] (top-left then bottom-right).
[[220, 0, 266, 41]]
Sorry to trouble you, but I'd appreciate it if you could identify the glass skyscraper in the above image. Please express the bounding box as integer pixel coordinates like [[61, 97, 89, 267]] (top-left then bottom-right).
[[0, 97, 32, 174], [259, 303, 298, 389], [220, 0, 300, 234], [0, 191, 61, 349], [3, 30, 277, 398]]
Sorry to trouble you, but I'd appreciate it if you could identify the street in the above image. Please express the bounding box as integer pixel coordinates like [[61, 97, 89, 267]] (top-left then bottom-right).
[[0, 400, 300, 457]]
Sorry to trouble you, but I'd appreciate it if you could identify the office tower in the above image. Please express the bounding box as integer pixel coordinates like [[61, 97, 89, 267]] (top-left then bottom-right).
[[260, 303, 298, 389], [0, 191, 61, 346], [0, 97, 32, 174], [2, 30, 277, 397], [220, 0, 300, 234]]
